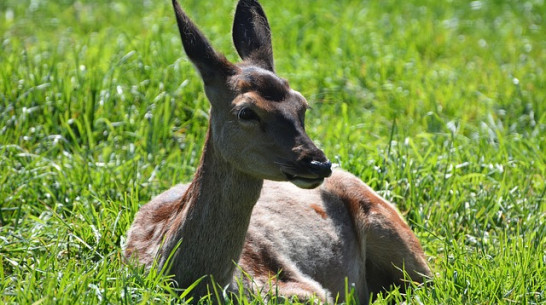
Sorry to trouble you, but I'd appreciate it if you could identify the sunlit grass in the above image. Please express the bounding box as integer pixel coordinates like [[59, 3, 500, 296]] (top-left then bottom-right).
[[1, 0, 545, 304]]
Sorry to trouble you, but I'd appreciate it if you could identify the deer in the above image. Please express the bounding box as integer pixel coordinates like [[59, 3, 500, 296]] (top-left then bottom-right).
[[124, 0, 432, 303]]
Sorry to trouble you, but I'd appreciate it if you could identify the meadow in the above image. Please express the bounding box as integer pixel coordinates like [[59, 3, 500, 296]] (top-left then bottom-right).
[[1, 0, 545, 303]]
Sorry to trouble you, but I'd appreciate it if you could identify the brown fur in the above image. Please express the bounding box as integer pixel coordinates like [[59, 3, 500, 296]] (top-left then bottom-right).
[[310, 203, 328, 219]]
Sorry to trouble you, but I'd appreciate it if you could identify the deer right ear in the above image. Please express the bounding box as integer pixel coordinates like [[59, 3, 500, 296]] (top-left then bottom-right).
[[172, 0, 236, 84], [232, 0, 274, 72]]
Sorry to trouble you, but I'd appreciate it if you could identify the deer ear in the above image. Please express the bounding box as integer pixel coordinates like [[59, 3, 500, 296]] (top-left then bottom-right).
[[172, 0, 236, 84], [232, 0, 274, 72]]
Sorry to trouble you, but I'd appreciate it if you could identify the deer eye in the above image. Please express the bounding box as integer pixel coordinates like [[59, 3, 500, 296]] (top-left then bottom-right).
[[237, 108, 260, 121]]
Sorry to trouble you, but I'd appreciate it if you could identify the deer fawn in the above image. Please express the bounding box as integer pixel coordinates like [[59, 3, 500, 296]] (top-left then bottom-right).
[[124, 0, 432, 303]]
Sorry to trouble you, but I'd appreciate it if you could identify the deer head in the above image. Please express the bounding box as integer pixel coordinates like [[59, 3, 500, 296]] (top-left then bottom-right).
[[172, 0, 331, 189]]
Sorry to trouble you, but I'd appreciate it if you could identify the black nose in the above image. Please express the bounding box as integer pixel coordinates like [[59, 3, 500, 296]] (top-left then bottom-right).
[[308, 160, 332, 178]]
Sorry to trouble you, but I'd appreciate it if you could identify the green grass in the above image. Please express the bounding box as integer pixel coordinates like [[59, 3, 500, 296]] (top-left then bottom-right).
[[1, 0, 545, 303]]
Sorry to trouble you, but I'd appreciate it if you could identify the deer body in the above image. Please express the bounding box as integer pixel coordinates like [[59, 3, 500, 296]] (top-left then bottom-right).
[[235, 175, 364, 302], [125, 0, 431, 303]]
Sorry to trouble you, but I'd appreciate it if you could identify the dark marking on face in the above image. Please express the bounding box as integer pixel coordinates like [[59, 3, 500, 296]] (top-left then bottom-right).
[[231, 66, 290, 101]]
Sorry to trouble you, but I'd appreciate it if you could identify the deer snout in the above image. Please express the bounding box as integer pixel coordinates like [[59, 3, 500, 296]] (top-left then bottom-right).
[[290, 136, 332, 175], [295, 142, 331, 174], [280, 143, 332, 189], [308, 160, 332, 178]]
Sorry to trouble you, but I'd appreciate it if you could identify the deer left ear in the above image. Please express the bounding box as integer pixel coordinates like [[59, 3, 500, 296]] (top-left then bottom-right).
[[232, 0, 274, 72], [172, 0, 236, 84]]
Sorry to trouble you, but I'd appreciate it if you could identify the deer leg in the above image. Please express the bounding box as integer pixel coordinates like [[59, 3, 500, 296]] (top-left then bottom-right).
[[240, 272, 332, 304], [323, 171, 431, 297], [236, 241, 333, 303], [362, 200, 431, 295]]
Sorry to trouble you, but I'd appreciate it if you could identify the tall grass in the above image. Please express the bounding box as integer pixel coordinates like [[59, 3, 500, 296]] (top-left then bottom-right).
[[1, 0, 545, 304]]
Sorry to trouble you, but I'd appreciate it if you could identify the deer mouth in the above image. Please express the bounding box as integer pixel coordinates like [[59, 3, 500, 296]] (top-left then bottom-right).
[[282, 171, 325, 189], [280, 160, 332, 189]]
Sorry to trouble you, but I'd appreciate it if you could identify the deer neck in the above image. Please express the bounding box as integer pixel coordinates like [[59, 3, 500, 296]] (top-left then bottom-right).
[[160, 127, 263, 290]]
